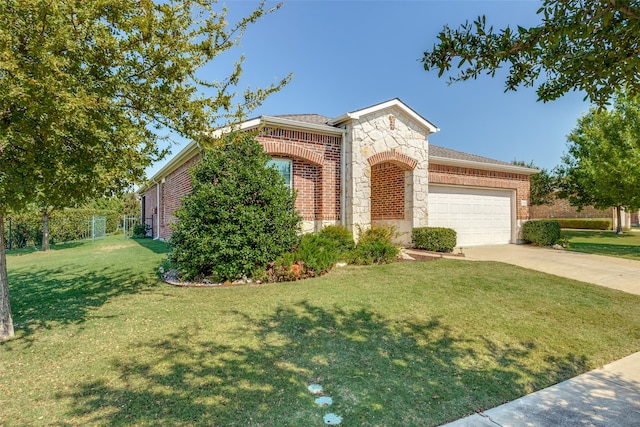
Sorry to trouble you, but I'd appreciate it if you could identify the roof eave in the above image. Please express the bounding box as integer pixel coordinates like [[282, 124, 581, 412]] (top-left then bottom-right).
[[261, 116, 345, 135], [138, 139, 201, 195], [429, 156, 540, 175]]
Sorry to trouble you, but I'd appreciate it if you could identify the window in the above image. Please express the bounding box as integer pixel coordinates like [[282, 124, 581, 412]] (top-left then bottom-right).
[[267, 158, 292, 189]]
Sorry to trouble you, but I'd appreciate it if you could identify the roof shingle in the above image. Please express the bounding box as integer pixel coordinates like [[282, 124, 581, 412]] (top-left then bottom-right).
[[273, 114, 332, 126], [429, 144, 515, 167]]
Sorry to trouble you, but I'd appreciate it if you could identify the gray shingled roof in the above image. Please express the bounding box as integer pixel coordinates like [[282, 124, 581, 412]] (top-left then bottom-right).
[[273, 115, 525, 169], [274, 114, 332, 126], [429, 144, 514, 167]]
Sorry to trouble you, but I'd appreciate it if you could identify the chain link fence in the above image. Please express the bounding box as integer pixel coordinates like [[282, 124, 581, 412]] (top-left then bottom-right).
[[3, 215, 108, 250]]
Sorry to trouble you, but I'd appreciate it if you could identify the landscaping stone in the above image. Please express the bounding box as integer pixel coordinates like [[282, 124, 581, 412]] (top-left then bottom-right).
[[323, 413, 342, 425], [315, 396, 333, 407], [308, 384, 323, 394]]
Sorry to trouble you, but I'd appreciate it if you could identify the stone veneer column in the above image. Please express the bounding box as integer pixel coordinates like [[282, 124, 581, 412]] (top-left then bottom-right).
[[344, 108, 430, 239]]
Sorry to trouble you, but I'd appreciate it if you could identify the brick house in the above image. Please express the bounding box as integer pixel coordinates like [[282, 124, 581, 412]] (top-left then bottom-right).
[[139, 99, 537, 247]]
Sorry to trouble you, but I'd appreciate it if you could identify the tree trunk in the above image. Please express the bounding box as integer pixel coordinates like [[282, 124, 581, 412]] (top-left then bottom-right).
[[616, 206, 624, 235], [0, 213, 15, 341], [41, 209, 50, 251]]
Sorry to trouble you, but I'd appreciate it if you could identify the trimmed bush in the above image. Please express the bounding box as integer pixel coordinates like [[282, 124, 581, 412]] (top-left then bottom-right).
[[295, 234, 343, 276], [318, 225, 355, 253], [522, 220, 561, 246], [347, 225, 399, 265], [412, 227, 457, 252], [541, 218, 612, 230], [263, 226, 354, 282], [132, 223, 150, 238], [168, 133, 301, 282]]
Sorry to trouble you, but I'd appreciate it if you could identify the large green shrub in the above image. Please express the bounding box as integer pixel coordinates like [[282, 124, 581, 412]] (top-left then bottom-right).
[[169, 133, 301, 281], [347, 225, 399, 265], [412, 227, 457, 252], [522, 220, 562, 246]]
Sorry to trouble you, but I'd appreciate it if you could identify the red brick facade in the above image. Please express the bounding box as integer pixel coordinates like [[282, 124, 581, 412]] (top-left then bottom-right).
[[142, 128, 342, 240], [367, 150, 418, 170], [428, 163, 531, 220], [160, 155, 199, 238], [292, 159, 319, 220], [371, 162, 405, 220], [141, 183, 158, 237], [258, 128, 341, 222]]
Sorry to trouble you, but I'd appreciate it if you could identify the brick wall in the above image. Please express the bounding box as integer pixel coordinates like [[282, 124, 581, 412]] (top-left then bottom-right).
[[142, 184, 158, 237], [141, 128, 342, 240], [530, 198, 613, 219], [428, 164, 531, 220], [159, 155, 199, 239], [292, 159, 318, 220], [371, 162, 405, 220], [258, 128, 341, 221]]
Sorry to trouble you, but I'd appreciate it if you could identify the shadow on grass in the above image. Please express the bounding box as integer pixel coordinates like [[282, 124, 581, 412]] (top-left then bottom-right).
[[6, 240, 92, 256], [132, 238, 170, 254], [4, 266, 155, 344], [59, 302, 592, 426]]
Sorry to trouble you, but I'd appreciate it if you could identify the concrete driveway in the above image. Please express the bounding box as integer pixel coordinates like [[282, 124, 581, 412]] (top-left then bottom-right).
[[461, 244, 640, 296], [439, 244, 640, 427]]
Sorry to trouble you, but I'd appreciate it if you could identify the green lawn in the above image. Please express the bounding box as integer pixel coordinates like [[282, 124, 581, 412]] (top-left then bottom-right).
[[2, 236, 640, 426], [563, 229, 640, 260]]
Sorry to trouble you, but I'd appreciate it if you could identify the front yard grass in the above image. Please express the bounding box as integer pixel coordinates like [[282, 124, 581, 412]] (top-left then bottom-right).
[[2, 235, 640, 426], [563, 229, 640, 260]]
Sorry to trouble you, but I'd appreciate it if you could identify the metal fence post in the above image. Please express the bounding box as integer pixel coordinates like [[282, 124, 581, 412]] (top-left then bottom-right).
[[92, 215, 96, 241], [8, 218, 12, 251]]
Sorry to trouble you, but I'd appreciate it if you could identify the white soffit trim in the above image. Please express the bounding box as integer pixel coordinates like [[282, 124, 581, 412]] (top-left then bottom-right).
[[138, 139, 200, 194], [328, 98, 440, 134], [429, 156, 540, 175]]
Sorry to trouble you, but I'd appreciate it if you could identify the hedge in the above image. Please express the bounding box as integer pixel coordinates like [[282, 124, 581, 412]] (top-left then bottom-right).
[[522, 220, 561, 246], [3, 208, 120, 248], [412, 227, 457, 253], [540, 218, 612, 230]]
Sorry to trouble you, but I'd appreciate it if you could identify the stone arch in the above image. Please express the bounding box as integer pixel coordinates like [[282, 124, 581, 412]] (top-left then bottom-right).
[[260, 141, 324, 166], [366, 150, 417, 170]]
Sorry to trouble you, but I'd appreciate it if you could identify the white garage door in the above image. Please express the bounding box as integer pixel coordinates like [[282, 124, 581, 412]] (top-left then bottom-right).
[[428, 186, 513, 247]]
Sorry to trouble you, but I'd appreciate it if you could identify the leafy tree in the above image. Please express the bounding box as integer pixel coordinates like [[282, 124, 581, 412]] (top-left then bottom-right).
[[0, 1, 289, 340], [556, 92, 640, 234], [84, 193, 141, 221], [168, 133, 301, 282], [512, 160, 556, 206], [422, 1, 640, 105]]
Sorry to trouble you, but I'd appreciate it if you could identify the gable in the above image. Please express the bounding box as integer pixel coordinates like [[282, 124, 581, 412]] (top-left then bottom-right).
[[328, 98, 439, 135]]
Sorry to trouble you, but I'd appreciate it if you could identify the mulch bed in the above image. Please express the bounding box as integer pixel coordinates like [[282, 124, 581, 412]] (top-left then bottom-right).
[[161, 249, 463, 287]]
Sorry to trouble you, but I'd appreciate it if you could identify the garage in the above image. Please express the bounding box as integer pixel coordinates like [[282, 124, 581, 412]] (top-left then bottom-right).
[[428, 185, 514, 247]]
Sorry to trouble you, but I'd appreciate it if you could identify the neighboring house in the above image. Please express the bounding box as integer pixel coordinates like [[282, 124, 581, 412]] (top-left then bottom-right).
[[138, 99, 537, 247]]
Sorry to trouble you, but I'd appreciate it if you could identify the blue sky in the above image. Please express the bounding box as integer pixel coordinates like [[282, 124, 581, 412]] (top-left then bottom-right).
[[148, 0, 591, 177]]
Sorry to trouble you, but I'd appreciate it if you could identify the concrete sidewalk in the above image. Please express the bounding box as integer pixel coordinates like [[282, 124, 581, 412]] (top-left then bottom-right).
[[439, 245, 640, 426], [441, 351, 640, 427]]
